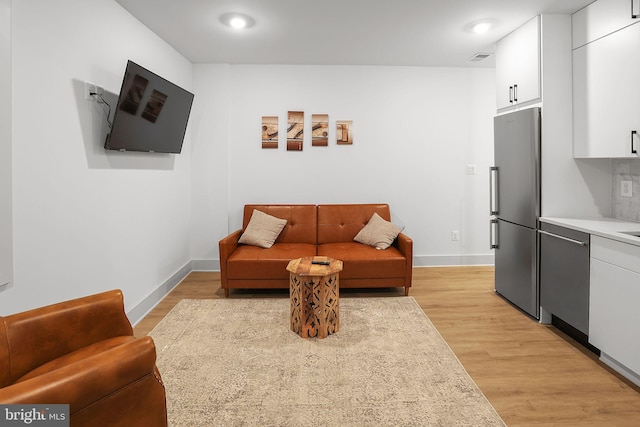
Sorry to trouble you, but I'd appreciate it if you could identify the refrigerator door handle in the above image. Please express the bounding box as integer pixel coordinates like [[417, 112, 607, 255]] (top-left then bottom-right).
[[489, 166, 499, 215], [490, 218, 499, 249], [632, 130, 638, 154]]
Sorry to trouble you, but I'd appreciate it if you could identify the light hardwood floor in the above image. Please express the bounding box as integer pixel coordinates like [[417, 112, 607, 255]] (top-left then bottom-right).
[[134, 267, 640, 426]]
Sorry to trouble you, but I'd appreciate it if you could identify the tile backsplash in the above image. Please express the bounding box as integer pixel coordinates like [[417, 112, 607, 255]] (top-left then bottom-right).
[[612, 159, 640, 222]]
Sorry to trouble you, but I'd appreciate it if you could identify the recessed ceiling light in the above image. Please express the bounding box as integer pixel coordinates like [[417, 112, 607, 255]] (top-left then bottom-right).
[[220, 13, 255, 30], [472, 22, 492, 34], [230, 17, 247, 29], [464, 19, 497, 35]]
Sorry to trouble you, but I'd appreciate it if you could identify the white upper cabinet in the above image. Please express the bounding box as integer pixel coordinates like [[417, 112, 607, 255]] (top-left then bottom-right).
[[572, 0, 640, 158], [495, 16, 541, 111], [573, 0, 640, 49]]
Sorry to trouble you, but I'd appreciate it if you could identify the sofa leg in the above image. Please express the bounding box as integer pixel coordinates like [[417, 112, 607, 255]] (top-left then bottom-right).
[[405, 287, 410, 296], [224, 288, 229, 298]]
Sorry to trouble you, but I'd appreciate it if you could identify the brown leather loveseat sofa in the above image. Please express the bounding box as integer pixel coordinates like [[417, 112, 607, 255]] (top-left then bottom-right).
[[219, 204, 412, 297], [0, 289, 167, 426]]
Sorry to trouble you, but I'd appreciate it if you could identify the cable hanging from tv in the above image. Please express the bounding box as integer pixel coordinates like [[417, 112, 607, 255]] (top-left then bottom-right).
[[91, 92, 113, 129]]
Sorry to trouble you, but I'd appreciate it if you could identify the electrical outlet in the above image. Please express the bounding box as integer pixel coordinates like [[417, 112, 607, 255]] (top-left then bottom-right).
[[85, 82, 97, 100], [621, 180, 633, 197], [451, 230, 460, 241], [465, 164, 476, 175], [84, 82, 105, 101]]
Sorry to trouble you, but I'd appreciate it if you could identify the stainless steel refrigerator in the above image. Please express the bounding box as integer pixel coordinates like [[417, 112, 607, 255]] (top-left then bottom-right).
[[490, 107, 540, 319]]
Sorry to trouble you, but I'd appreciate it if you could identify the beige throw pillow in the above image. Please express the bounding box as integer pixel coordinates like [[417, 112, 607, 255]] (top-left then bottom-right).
[[354, 212, 404, 250], [238, 209, 287, 249]]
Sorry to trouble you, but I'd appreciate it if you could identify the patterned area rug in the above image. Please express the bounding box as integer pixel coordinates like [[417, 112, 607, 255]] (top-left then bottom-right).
[[149, 297, 505, 426]]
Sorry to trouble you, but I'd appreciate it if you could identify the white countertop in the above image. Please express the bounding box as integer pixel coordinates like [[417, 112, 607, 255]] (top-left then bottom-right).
[[540, 217, 640, 247]]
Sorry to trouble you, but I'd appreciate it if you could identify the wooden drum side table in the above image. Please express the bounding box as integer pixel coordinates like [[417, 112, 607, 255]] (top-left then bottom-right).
[[287, 256, 343, 339]]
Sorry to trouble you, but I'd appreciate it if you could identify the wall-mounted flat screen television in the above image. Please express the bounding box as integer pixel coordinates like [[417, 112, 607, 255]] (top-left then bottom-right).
[[104, 60, 194, 154]]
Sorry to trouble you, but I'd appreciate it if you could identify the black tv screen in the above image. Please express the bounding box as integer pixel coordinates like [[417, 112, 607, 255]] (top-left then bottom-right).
[[105, 60, 194, 154]]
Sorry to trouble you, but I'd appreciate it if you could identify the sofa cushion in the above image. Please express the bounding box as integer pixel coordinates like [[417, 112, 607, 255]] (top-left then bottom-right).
[[317, 204, 392, 244], [238, 209, 287, 249], [227, 243, 317, 279], [243, 205, 317, 245], [317, 242, 406, 279], [354, 212, 404, 250]]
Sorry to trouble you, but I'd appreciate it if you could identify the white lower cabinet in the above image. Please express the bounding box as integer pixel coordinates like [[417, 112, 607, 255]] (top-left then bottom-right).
[[590, 236, 640, 385]]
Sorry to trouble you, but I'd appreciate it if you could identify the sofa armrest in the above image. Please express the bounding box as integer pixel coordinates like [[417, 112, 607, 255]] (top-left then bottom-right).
[[0, 337, 161, 412], [394, 232, 413, 257], [395, 233, 413, 288], [1, 290, 133, 383], [218, 229, 242, 290]]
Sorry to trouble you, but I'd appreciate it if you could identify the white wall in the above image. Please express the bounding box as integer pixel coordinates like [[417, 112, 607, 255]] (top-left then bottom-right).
[[0, 0, 11, 289], [190, 64, 231, 268], [190, 64, 496, 266], [0, 0, 194, 318], [540, 14, 611, 218]]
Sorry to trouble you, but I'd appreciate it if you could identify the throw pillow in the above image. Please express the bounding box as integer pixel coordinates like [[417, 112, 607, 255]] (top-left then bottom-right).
[[238, 209, 287, 249], [354, 212, 404, 250]]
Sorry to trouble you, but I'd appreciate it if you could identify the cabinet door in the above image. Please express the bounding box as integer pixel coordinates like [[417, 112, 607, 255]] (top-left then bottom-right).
[[495, 34, 515, 110], [573, 0, 640, 49], [539, 224, 590, 335], [590, 258, 640, 374], [512, 16, 541, 106], [496, 16, 540, 110], [573, 22, 640, 158]]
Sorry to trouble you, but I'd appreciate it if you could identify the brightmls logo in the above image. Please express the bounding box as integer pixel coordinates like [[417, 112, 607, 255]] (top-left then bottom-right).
[[0, 405, 68, 426]]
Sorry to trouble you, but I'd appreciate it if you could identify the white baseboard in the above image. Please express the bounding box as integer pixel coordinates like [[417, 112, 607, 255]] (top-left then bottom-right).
[[191, 256, 495, 271], [128, 255, 495, 326], [0, 281, 12, 293], [191, 259, 219, 271], [128, 262, 192, 327], [600, 352, 640, 388], [412, 254, 494, 267]]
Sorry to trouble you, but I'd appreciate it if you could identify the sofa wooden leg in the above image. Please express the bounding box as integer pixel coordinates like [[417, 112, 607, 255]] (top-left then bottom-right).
[[405, 287, 410, 296], [224, 288, 229, 297]]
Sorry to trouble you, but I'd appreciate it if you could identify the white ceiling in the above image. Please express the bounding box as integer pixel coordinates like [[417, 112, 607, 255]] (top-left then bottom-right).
[[115, 0, 594, 68]]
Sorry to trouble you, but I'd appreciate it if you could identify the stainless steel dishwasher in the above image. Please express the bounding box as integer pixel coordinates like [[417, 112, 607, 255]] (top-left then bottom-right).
[[539, 222, 591, 343]]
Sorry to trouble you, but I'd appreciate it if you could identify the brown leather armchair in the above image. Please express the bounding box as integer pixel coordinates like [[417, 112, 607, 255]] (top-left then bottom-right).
[[0, 290, 167, 426]]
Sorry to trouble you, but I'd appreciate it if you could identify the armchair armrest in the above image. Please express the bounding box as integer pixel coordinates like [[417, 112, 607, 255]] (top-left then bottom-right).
[[1, 290, 133, 384], [0, 337, 160, 411]]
